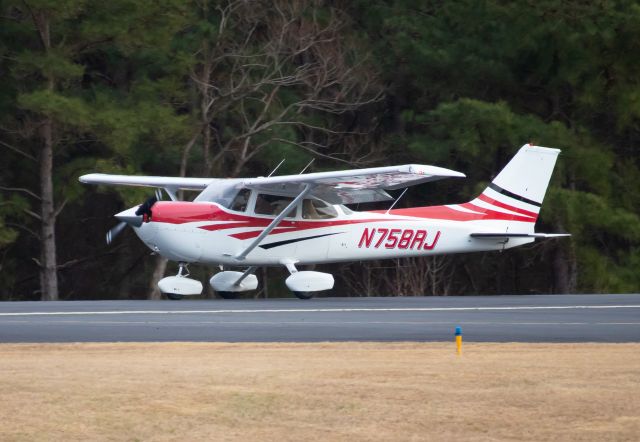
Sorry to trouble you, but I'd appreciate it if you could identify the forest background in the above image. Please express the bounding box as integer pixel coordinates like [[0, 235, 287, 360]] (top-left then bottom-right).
[[1, 0, 639, 300]]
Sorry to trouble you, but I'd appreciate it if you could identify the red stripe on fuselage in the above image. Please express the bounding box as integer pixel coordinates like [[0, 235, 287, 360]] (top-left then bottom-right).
[[230, 227, 297, 240], [150, 201, 408, 238], [228, 218, 410, 239], [380, 204, 535, 223], [150, 199, 536, 243], [200, 220, 270, 231], [476, 193, 538, 219], [459, 202, 536, 222]]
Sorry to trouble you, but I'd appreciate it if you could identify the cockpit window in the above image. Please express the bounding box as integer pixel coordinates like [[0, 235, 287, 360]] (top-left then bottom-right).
[[302, 199, 338, 219], [229, 188, 251, 212], [255, 194, 296, 218]]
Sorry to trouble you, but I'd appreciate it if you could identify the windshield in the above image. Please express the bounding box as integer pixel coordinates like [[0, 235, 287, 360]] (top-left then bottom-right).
[[193, 180, 243, 207]]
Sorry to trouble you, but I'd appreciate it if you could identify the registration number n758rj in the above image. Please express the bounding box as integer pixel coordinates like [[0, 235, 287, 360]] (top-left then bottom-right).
[[357, 228, 440, 250]]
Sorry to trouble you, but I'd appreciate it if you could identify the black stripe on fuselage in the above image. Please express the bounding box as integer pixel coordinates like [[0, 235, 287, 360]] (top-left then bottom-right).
[[259, 232, 343, 250], [488, 183, 541, 208]]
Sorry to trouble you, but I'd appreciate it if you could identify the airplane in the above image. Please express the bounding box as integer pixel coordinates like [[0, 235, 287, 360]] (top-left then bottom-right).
[[80, 143, 569, 300]]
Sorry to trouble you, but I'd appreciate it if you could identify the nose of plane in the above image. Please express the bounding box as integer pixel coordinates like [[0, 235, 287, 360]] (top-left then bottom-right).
[[115, 206, 143, 227]]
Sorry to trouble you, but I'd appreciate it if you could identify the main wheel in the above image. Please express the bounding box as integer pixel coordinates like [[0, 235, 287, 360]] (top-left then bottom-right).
[[217, 291, 238, 299], [165, 293, 183, 301], [293, 291, 315, 300]]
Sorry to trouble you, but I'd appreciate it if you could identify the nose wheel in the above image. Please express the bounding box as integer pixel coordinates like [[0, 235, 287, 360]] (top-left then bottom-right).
[[160, 262, 203, 300], [293, 291, 314, 300], [165, 263, 189, 300]]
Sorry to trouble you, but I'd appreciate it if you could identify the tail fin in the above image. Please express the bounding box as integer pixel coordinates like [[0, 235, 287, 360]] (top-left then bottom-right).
[[468, 144, 560, 225]]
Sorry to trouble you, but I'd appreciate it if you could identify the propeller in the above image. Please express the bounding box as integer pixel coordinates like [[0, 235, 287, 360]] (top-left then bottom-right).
[[105, 191, 163, 245], [106, 221, 127, 245]]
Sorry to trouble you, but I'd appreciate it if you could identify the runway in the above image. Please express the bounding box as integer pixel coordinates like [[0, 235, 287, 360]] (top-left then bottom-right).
[[0, 294, 639, 343]]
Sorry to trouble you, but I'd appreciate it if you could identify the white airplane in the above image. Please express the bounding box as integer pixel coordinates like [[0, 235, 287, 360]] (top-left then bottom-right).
[[80, 144, 569, 299]]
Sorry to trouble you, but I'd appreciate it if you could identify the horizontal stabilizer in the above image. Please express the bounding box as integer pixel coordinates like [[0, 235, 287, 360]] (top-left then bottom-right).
[[470, 233, 571, 239]]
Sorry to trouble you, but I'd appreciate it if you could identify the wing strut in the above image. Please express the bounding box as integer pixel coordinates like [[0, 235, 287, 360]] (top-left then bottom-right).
[[164, 187, 178, 201], [234, 184, 313, 261], [233, 266, 258, 287]]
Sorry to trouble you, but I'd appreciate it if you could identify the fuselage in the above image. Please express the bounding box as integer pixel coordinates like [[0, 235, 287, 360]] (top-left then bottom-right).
[[131, 200, 534, 266]]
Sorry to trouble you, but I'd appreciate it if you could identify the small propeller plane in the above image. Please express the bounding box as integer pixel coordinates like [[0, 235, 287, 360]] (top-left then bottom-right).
[[80, 144, 569, 299]]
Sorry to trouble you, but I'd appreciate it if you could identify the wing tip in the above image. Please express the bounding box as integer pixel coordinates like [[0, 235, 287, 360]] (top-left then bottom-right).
[[407, 164, 466, 178], [79, 173, 99, 183]]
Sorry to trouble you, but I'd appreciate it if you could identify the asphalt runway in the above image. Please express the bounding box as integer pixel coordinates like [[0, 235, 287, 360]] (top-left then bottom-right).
[[0, 294, 639, 343]]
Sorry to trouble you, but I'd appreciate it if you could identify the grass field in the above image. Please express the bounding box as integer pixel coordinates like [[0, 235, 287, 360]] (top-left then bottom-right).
[[1, 343, 639, 441]]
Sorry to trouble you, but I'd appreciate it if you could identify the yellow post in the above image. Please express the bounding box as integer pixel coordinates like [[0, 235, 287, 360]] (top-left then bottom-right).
[[455, 326, 462, 355]]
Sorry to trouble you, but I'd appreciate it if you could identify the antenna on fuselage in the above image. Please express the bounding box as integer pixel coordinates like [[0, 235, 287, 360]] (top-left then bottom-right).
[[267, 159, 286, 177], [298, 158, 315, 174], [385, 188, 408, 215]]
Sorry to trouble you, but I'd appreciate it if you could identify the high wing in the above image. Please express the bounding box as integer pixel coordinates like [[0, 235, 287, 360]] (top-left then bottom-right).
[[80, 163, 465, 205], [79, 174, 216, 190], [79, 174, 222, 201], [242, 164, 465, 204]]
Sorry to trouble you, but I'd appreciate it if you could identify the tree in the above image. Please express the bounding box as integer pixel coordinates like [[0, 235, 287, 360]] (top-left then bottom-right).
[[1, 0, 639, 299], [141, 0, 385, 298], [182, 0, 384, 178], [347, 0, 640, 294], [0, 0, 189, 299]]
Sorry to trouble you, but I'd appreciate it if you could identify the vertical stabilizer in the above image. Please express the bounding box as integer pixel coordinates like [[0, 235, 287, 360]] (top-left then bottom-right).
[[468, 144, 560, 225]]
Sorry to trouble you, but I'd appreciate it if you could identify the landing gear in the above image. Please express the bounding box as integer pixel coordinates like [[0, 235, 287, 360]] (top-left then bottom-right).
[[209, 268, 258, 298], [159, 262, 203, 300], [283, 261, 333, 299], [217, 291, 238, 299], [293, 291, 314, 300]]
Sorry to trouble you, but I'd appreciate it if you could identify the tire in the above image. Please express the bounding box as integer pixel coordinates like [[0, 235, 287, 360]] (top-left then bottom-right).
[[165, 293, 183, 301], [293, 291, 315, 300], [217, 291, 238, 299]]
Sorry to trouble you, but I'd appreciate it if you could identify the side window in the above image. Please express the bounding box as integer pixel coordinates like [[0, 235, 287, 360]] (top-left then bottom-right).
[[255, 194, 296, 218], [229, 189, 251, 212], [302, 199, 338, 219]]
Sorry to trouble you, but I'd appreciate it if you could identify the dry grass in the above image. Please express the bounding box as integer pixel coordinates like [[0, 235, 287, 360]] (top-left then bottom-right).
[[0, 343, 639, 441]]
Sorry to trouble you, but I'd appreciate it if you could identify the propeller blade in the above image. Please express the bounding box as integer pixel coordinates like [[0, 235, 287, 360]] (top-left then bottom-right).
[[108, 194, 159, 245], [115, 213, 143, 227], [106, 221, 127, 245]]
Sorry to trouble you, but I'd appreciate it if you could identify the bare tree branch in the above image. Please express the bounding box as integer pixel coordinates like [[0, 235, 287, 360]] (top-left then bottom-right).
[[0, 139, 37, 162], [54, 197, 68, 218], [0, 186, 41, 201], [190, 0, 385, 176], [272, 138, 353, 165], [24, 208, 42, 221], [6, 222, 40, 240]]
